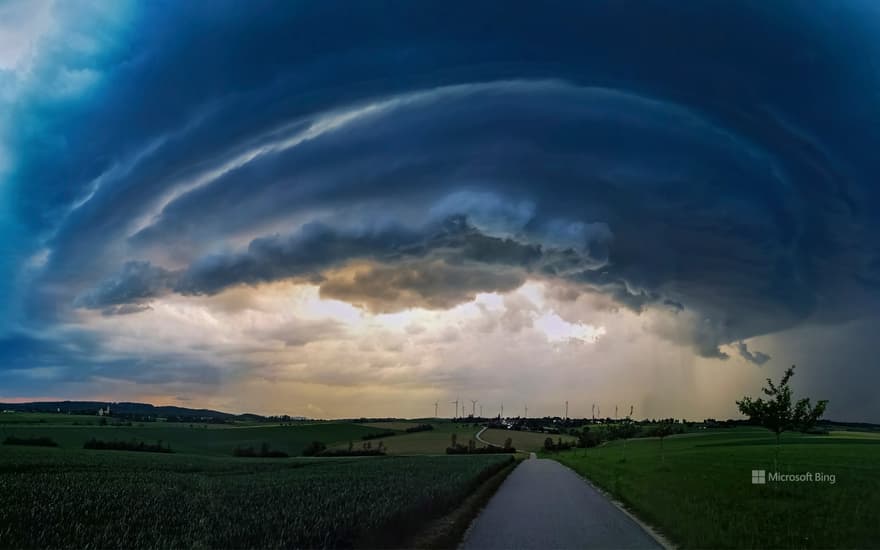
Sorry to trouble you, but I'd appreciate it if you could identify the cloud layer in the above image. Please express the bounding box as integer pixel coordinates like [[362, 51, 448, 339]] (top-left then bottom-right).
[[2, 1, 879, 419]]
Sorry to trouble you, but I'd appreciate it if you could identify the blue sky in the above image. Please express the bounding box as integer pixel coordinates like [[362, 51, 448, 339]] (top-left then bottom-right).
[[1, 1, 879, 419]]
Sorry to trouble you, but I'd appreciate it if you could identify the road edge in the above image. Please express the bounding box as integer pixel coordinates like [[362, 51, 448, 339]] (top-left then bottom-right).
[[402, 455, 522, 549], [559, 462, 676, 550]]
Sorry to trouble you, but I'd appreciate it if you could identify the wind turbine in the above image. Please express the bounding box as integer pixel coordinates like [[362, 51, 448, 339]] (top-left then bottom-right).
[[450, 398, 459, 419], [615, 405, 618, 420], [470, 400, 478, 417], [434, 401, 439, 418], [591, 403, 595, 420], [629, 405, 634, 418], [500, 401, 504, 419], [524, 403, 528, 418], [565, 401, 569, 420]]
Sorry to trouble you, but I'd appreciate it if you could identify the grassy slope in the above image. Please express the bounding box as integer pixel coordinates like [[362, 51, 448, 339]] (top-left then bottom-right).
[[549, 427, 880, 549], [480, 428, 576, 452], [384, 423, 479, 454], [328, 422, 484, 455], [0, 421, 387, 456], [362, 421, 423, 431]]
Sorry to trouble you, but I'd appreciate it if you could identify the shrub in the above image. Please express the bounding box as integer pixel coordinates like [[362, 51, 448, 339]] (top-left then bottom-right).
[[362, 430, 396, 441], [233, 443, 289, 458], [577, 427, 602, 448], [543, 437, 574, 452], [302, 440, 327, 456], [446, 443, 515, 455], [404, 424, 434, 433]]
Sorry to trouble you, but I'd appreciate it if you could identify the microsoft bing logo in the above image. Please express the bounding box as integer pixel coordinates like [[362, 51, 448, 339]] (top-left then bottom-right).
[[751, 470, 766, 484]]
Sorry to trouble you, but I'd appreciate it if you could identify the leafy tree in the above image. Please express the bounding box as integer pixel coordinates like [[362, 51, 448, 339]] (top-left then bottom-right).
[[611, 422, 639, 462], [578, 426, 601, 449], [736, 365, 828, 445], [503, 437, 513, 450], [651, 422, 675, 464], [737, 364, 827, 470]]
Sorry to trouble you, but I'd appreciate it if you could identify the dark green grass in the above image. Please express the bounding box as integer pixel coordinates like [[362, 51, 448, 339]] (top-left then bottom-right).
[[0, 421, 388, 456], [0, 445, 513, 548], [0, 412, 104, 425], [549, 428, 880, 549]]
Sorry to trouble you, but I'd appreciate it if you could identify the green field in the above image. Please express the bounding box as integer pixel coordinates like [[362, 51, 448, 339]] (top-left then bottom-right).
[[331, 422, 482, 455], [480, 428, 576, 452], [378, 423, 470, 455], [0, 418, 389, 456], [362, 421, 423, 431], [548, 427, 880, 549], [0, 444, 512, 548]]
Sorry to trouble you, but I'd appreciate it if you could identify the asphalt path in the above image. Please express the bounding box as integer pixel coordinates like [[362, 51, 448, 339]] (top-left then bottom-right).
[[475, 426, 501, 447], [461, 457, 662, 550]]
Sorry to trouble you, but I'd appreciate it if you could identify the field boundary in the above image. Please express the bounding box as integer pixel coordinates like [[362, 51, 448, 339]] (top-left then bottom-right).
[[402, 456, 522, 549]]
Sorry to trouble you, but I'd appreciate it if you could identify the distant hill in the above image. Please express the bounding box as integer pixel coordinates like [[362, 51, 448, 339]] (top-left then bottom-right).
[[0, 401, 239, 420]]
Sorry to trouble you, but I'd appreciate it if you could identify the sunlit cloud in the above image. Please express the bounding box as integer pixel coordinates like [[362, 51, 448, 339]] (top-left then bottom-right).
[[534, 312, 606, 344]]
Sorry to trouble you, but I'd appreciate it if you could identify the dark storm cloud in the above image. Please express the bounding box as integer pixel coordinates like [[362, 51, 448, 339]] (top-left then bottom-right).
[[0, 329, 225, 393], [74, 261, 178, 310], [733, 342, 771, 366], [319, 260, 527, 313], [175, 220, 428, 296], [3, 0, 880, 402], [107, 214, 602, 308]]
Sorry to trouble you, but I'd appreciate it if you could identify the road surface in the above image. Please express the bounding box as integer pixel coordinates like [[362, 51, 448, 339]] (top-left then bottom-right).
[[461, 458, 662, 550], [475, 426, 501, 448]]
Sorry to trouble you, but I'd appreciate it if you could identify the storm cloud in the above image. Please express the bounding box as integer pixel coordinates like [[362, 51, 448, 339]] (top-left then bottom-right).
[[2, 1, 879, 418]]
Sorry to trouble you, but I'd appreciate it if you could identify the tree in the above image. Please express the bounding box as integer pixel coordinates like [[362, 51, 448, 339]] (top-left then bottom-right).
[[578, 426, 601, 449], [737, 364, 828, 467], [610, 422, 639, 462], [651, 422, 675, 465], [503, 437, 513, 450], [302, 440, 326, 457]]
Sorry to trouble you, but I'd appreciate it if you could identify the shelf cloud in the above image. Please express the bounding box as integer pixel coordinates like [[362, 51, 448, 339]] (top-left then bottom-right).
[[2, 1, 878, 419]]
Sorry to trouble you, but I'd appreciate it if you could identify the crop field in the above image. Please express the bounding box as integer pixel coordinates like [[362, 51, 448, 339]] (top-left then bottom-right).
[[549, 427, 880, 549], [0, 420, 388, 456], [480, 428, 576, 452], [330, 422, 484, 455], [361, 421, 423, 431], [0, 445, 513, 549]]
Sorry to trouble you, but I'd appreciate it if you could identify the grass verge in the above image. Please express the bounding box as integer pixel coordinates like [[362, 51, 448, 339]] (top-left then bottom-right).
[[545, 428, 880, 549]]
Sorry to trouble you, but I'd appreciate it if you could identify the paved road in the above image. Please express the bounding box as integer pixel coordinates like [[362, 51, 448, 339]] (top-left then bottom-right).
[[461, 458, 662, 550], [475, 426, 501, 448]]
